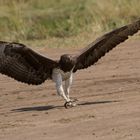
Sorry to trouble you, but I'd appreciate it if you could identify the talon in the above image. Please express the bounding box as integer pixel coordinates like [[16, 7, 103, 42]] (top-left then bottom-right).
[[64, 101, 77, 109]]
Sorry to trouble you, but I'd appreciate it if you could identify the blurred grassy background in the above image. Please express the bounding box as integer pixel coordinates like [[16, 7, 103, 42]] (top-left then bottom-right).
[[0, 0, 140, 48]]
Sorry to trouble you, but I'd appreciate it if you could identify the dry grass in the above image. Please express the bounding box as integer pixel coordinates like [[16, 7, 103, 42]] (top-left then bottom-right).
[[0, 0, 140, 48]]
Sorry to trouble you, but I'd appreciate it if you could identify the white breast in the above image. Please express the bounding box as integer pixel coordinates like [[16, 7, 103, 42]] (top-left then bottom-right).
[[52, 68, 72, 81], [60, 70, 71, 80]]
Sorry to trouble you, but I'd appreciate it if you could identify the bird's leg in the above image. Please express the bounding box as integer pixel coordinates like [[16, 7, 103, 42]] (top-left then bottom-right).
[[65, 73, 77, 101], [56, 84, 71, 102], [56, 81, 77, 108], [52, 69, 73, 107], [64, 75, 72, 100], [64, 74, 77, 108], [52, 71, 70, 102], [56, 82, 76, 108], [52, 68, 76, 108]]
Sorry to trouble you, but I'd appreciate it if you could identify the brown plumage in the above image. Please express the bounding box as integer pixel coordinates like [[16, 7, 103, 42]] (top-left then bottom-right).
[[73, 19, 140, 72], [0, 42, 58, 85], [0, 19, 140, 85]]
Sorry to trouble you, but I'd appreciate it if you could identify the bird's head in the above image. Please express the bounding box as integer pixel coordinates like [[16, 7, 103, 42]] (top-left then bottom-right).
[[59, 54, 76, 72]]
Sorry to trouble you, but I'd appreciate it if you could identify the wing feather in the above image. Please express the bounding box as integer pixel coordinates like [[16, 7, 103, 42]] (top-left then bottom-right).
[[0, 42, 58, 85], [73, 19, 140, 72]]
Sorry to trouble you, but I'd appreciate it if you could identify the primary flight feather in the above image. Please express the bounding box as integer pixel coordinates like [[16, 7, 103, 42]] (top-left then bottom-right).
[[0, 19, 140, 108]]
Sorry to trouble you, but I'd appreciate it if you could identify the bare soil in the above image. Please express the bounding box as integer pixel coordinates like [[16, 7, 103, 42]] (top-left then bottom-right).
[[0, 40, 140, 140]]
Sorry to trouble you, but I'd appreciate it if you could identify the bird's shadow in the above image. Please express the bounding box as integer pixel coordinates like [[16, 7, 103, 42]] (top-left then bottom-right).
[[78, 100, 119, 106], [11, 105, 59, 112], [11, 100, 120, 112]]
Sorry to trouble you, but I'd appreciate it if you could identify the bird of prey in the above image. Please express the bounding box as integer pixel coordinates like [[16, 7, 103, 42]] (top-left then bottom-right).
[[0, 20, 140, 108]]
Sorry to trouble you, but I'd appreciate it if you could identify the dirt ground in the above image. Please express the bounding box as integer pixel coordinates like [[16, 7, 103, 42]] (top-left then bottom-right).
[[0, 40, 140, 140]]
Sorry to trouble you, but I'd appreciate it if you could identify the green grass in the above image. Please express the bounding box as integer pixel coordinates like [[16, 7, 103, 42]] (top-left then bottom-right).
[[0, 0, 140, 47]]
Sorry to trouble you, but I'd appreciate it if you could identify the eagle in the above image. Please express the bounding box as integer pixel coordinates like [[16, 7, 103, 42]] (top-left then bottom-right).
[[0, 20, 140, 108]]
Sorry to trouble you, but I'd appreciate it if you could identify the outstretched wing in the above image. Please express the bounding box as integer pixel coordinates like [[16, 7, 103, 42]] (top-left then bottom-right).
[[0, 42, 58, 85], [73, 19, 140, 72]]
